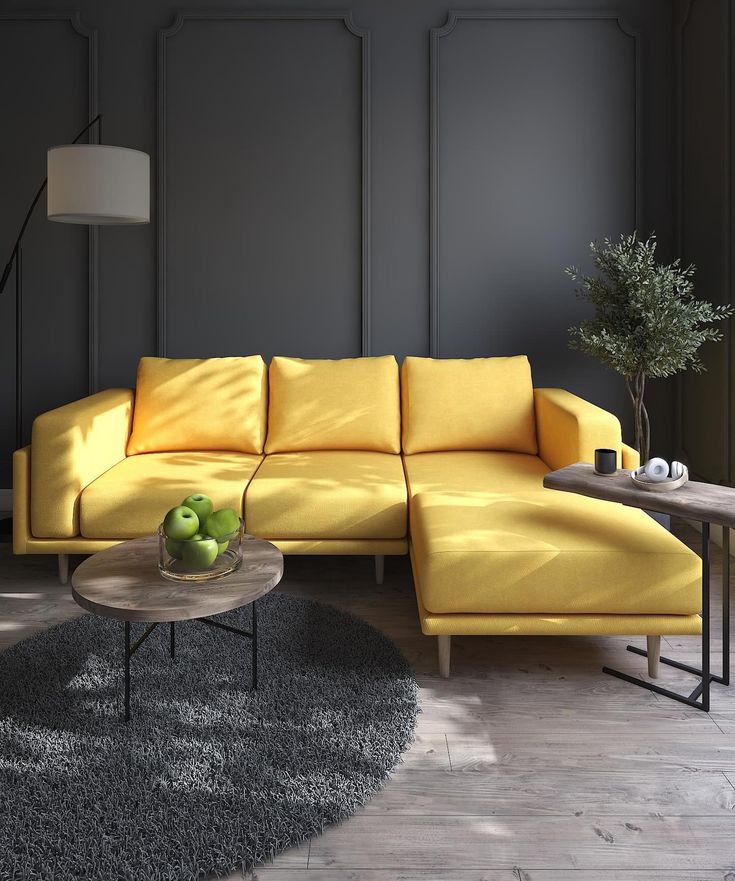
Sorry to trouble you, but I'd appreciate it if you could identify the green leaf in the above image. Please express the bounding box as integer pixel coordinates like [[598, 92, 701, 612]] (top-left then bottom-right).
[[566, 231, 733, 381]]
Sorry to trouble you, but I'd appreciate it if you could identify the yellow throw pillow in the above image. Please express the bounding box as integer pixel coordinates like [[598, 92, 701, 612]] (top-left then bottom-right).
[[127, 356, 267, 455], [401, 355, 537, 454], [265, 356, 401, 453]]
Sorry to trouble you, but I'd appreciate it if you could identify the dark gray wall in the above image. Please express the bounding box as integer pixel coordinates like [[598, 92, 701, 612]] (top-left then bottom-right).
[[0, 0, 677, 489], [676, 0, 735, 485], [0, 13, 93, 489]]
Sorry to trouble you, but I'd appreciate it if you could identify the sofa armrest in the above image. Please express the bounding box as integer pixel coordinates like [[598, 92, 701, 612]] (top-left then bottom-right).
[[534, 388, 623, 472], [29, 389, 134, 538], [12, 446, 32, 554], [621, 443, 641, 470]]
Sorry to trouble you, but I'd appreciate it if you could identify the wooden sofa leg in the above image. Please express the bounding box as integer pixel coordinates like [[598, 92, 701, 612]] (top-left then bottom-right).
[[374, 554, 385, 585], [58, 554, 69, 586], [647, 635, 661, 678], [438, 635, 451, 678]]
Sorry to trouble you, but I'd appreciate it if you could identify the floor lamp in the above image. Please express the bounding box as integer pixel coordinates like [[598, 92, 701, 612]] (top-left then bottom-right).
[[0, 114, 149, 529]]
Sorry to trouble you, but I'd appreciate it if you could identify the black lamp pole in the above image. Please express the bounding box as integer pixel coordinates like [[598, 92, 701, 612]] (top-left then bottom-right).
[[1, 113, 103, 452]]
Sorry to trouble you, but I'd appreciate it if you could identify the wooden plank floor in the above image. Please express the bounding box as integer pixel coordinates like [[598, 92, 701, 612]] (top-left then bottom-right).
[[1, 520, 734, 881]]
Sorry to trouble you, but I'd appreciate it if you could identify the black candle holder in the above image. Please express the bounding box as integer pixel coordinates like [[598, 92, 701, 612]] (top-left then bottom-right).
[[594, 448, 617, 475]]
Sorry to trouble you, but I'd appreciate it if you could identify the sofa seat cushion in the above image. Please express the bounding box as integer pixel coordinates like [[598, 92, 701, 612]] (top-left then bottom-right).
[[404, 450, 550, 497], [246, 451, 407, 540], [80, 452, 262, 539], [410, 490, 700, 616]]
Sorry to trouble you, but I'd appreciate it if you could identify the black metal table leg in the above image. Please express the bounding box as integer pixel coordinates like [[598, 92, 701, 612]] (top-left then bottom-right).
[[603, 520, 730, 711], [122, 603, 262, 722], [252, 600, 258, 690], [702, 521, 711, 711], [723, 527, 730, 686], [122, 621, 159, 722], [124, 621, 131, 723], [197, 603, 259, 690]]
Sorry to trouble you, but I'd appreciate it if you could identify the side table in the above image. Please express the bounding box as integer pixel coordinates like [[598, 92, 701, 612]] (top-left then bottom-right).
[[543, 463, 731, 712]]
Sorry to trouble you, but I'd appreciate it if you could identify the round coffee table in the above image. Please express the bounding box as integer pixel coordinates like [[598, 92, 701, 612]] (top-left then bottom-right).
[[71, 534, 284, 721]]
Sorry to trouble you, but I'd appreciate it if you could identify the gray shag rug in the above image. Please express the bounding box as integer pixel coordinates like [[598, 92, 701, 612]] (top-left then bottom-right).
[[0, 592, 418, 880]]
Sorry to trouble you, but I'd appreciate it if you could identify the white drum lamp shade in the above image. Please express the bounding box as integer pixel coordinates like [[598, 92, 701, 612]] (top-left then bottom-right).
[[47, 144, 150, 224]]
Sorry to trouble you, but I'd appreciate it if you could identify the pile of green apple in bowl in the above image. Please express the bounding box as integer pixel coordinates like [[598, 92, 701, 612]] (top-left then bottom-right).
[[157, 492, 244, 582]]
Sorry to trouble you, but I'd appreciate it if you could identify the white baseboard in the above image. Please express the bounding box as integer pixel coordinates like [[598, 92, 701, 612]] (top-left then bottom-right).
[[0, 489, 11, 510]]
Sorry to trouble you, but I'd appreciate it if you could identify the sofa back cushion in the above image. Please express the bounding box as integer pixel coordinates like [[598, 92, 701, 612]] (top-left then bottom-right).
[[265, 356, 401, 453], [401, 355, 537, 454], [127, 356, 268, 455]]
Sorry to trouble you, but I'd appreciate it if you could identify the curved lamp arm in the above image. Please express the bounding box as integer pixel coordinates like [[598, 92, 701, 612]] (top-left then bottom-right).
[[0, 113, 102, 294]]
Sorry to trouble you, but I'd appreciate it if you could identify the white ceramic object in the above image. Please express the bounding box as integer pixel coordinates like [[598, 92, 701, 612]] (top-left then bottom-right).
[[670, 460, 686, 479], [644, 457, 670, 482], [631, 464, 689, 492]]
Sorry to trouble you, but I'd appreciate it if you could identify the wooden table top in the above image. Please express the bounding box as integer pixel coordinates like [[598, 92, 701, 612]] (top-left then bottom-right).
[[71, 534, 284, 623], [543, 462, 735, 529]]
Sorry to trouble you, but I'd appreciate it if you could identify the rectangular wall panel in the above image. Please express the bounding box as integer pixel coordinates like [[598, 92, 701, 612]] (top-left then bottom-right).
[[431, 13, 638, 409], [159, 13, 369, 360], [677, 0, 732, 484]]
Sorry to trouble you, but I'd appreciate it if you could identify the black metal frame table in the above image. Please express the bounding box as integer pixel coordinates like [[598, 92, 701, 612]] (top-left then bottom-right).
[[71, 534, 282, 722], [543, 463, 732, 712]]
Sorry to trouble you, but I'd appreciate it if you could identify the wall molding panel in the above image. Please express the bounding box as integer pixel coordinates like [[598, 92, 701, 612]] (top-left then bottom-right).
[[157, 10, 371, 358], [674, 0, 698, 474], [675, 0, 733, 483], [0, 1, 681, 489], [0, 10, 98, 454], [429, 9, 641, 358]]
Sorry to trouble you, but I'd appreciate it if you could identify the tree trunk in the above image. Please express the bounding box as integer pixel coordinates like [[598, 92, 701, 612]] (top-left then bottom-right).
[[626, 374, 650, 464]]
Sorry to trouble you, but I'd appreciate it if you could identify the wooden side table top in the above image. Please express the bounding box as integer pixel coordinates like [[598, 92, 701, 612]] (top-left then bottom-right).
[[543, 462, 735, 529], [71, 534, 284, 623]]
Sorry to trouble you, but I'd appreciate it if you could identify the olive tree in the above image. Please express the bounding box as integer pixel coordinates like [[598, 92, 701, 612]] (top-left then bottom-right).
[[566, 232, 732, 463]]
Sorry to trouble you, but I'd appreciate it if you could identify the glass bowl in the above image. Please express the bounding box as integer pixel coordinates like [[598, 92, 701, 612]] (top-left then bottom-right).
[[157, 517, 244, 582]]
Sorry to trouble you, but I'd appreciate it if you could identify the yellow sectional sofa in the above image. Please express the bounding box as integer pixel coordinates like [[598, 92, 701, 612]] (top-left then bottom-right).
[[13, 354, 702, 676]]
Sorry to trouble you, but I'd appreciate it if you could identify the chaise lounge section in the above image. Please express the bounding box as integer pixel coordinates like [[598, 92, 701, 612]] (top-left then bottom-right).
[[13, 354, 701, 675], [400, 356, 701, 675]]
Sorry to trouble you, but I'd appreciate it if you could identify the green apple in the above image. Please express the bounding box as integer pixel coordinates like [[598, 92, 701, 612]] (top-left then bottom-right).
[[181, 493, 213, 525], [203, 507, 240, 541], [195, 533, 227, 554], [181, 536, 219, 570], [163, 505, 199, 540], [165, 536, 185, 559]]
